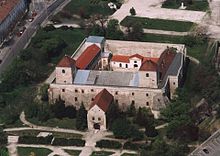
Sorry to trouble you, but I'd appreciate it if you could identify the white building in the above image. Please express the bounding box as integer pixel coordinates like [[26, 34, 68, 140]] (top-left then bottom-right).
[[87, 89, 113, 131]]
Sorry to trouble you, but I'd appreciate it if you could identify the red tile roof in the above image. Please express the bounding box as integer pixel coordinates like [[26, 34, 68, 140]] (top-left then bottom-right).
[[0, 0, 20, 22], [111, 55, 129, 63], [57, 55, 75, 68], [139, 60, 158, 71], [129, 54, 144, 60], [76, 44, 101, 69], [89, 89, 114, 112], [158, 49, 176, 79]]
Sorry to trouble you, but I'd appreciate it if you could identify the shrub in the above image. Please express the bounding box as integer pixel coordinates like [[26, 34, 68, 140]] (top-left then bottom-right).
[[18, 135, 53, 145], [96, 140, 122, 149], [52, 138, 85, 146], [123, 141, 140, 150], [130, 7, 136, 16]]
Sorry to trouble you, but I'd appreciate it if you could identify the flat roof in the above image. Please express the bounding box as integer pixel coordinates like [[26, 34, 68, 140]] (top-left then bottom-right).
[[86, 36, 105, 44], [74, 70, 139, 87]]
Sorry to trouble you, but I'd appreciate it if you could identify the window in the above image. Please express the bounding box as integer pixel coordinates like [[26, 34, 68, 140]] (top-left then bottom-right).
[[75, 89, 78, 93], [98, 117, 101, 121], [115, 99, 118, 103], [91, 89, 94, 92], [91, 98, 94, 101], [62, 69, 65, 73], [126, 64, 128, 68], [115, 91, 118, 95], [62, 89, 65, 92], [75, 97, 78, 101], [134, 64, 138, 68], [146, 73, 149, 77], [146, 93, 149, 97], [132, 92, 134, 96], [119, 63, 122, 67], [134, 61, 137, 63], [92, 117, 95, 120], [132, 100, 135, 104], [158, 99, 160, 102], [82, 90, 84, 93], [146, 102, 149, 106], [173, 82, 176, 85], [64, 81, 66, 83]]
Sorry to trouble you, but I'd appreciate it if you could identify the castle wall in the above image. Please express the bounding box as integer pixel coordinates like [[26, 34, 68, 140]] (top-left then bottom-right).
[[49, 83, 166, 117]]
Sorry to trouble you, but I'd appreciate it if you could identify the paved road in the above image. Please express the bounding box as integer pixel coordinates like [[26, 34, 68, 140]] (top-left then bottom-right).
[[0, 0, 67, 75]]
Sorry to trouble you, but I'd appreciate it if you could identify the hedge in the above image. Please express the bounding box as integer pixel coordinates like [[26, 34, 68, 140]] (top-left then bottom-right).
[[52, 138, 85, 146], [96, 140, 122, 149], [123, 141, 140, 151], [18, 135, 53, 145]]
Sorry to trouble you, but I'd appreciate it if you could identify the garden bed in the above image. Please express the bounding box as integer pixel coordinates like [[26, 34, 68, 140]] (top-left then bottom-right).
[[121, 16, 194, 32]]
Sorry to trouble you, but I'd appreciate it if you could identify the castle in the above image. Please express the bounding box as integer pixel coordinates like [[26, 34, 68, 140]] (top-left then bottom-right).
[[48, 36, 186, 126]]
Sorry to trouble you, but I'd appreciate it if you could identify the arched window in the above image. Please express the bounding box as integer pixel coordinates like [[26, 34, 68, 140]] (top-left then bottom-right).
[[62, 69, 65, 73], [134, 64, 138, 68], [119, 63, 122, 67]]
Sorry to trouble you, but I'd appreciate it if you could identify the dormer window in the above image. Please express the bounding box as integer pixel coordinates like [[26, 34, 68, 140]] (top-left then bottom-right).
[[62, 69, 65, 73]]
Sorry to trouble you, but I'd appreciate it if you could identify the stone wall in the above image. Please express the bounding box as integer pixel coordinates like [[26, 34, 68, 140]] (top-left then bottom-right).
[[49, 83, 166, 118]]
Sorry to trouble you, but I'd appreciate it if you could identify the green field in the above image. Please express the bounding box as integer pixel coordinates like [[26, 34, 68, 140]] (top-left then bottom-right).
[[121, 16, 194, 32], [17, 147, 52, 156], [64, 0, 116, 18], [162, 0, 209, 11], [29, 117, 77, 130]]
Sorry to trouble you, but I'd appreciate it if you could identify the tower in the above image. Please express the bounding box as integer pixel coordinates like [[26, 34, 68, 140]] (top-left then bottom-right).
[[55, 55, 76, 84]]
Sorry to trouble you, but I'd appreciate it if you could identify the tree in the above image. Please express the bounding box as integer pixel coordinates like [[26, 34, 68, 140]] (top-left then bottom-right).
[[112, 118, 143, 140], [51, 98, 66, 119], [0, 128, 7, 147], [39, 84, 49, 101], [145, 124, 158, 137], [106, 19, 124, 40], [106, 102, 121, 129], [76, 104, 87, 130], [130, 7, 136, 16], [161, 89, 199, 142], [127, 103, 136, 117], [127, 22, 144, 41]]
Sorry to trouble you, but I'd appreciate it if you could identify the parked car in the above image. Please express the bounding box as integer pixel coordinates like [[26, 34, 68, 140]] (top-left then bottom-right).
[[28, 18, 34, 22]]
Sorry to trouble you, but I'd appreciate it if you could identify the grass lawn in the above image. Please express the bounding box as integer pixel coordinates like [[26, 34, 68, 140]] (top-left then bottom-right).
[[91, 151, 115, 156], [6, 130, 40, 137], [53, 132, 82, 139], [64, 149, 81, 156], [162, 0, 209, 11], [121, 153, 138, 156], [29, 117, 77, 129], [64, 0, 116, 18], [121, 16, 194, 32], [17, 147, 52, 156]]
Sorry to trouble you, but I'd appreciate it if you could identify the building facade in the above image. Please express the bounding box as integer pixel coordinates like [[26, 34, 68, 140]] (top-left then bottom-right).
[[0, 0, 27, 44], [49, 36, 186, 119]]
